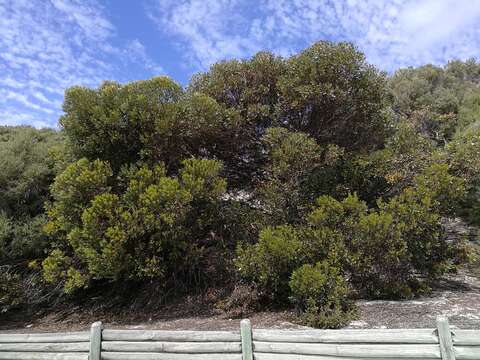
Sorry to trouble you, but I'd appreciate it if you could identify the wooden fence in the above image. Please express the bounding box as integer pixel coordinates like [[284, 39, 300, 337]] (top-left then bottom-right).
[[0, 317, 478, 360]]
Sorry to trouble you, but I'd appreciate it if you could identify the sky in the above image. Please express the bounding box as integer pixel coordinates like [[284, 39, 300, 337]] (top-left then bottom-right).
[[1, 0, 480, 128]]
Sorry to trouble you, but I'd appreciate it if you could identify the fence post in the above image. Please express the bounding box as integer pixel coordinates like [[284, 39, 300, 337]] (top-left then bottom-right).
[[89, 321, 102, 360], [437, 316, 455, 360], [241, 319, 253, 360]]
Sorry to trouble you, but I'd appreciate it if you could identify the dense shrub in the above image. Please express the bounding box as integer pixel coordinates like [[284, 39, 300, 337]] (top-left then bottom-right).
[[236, 225, 305, 302], [61, 78, 244, 180], [448, 126, 480, 185], [0, 127, 61, 262], [0, 127, 61, 218], [237, 173, 471, 319], [1, 45, 478, 327], [289, 261, 354, 328], [189, 52, 286, 184], [0, 127, 63, 312], [277, 41, 388, 152], [258, 128, 322, 225], [0, 214, 49, 262], [0, 266, 24, 313], [43, 158, 227, 293]]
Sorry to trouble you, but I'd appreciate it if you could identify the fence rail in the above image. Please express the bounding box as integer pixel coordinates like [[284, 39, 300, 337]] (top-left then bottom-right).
[[0, 317, 478, 360]]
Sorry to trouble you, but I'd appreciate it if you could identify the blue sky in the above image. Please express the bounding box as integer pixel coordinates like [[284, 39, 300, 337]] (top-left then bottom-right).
[[1, 0, 480, 128]]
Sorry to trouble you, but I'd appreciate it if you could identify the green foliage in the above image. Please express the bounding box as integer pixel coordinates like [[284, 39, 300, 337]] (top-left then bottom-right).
[[0, 266, 24, 313], [43, 158, 227, 293], [306, 194, 416, 298], [0, 127, 61, 262], [0, 214, 12, 261], [289, 261, 353, 328], [42, 249, 71, 286], [238, 179, 470, 306], [0, 214, 49, 261], [189, 52, 286, 183], [2, 44, 478, 324], [189, 51, 285, 126], [60, 78, 183, 171], [277, 41, 388, 151], [61, 78, 244, 183], [413, 164, 466, 215], [390, 64, 457, 116], [236, 225, 305, 302], [447, 125, 480, 225], [318, 183, 468, 297], [448, 126, 480, 185], [45, 158, 112, 237], [389, 60, 480, 142], [361, 121, 436, 199], [258, 128, 322, 225], [0, 126, 61, 218], [407, 110, 458, 145], [458, 90, 480, 129]]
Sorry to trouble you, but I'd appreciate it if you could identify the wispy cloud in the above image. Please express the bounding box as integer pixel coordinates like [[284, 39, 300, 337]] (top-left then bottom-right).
[[125, 39, 165, 74], [50, 0, 115, 41], [2, 0, 480, 129], [148, 0, 480, 71], [148, 0, 263, 68], [0, 0, 163, 128]]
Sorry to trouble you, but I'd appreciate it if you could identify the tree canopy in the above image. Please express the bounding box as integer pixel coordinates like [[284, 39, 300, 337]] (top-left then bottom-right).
[[1, 41, 479, 326]]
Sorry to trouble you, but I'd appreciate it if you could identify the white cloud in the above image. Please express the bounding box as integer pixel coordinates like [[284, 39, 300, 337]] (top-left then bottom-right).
[[3, 0, 480, 128], [50, 0, 115, 41], [0, 0, 163, 128], [148, 0, 264, 68], [0, 109, 52, 129], [148, 0, 480, 72], [126, 39, 165, 74]]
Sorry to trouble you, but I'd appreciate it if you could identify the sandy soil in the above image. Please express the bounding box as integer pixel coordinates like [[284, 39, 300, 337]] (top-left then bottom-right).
[[1, 270, 479, 332], [353, 271, 480, 329]]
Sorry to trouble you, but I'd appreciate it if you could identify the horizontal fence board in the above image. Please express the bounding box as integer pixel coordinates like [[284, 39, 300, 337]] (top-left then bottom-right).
[[101, 352, 242, 360], [0, 342, 89, 352], [455, 346, 480, 360], [102, 330, 240, 342], [101, 341, 241, 353], [254, 354, 441, 360], [453, 330, 480, 346], [253, 329, 439, 344], [1, 317, 476, 360], [0, 353, 88, 360], [0, 332, 89, 343], [253, 342, 441, 358]]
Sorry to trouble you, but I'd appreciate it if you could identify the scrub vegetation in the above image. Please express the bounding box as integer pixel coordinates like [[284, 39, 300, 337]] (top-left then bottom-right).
[[1, 42, 479, 328]]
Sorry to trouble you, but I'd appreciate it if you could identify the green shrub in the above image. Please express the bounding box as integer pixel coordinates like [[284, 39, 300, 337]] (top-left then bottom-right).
[[43, 158, 227, 293], [236, 225, 305, 302], [277, 41, 388, 152], [10, 216, 49, 261], [413, 163, 466, 215], [0, 213, 12, 261], [0, 266, 24, 313], [0, 127, 61, 263], [237, 178, 472, 307], [0, 126, 61, 219], [0, 213, 50, 262], [308, 194, 415, 298], [258, 128, 322, 225], [446, 123, 480, 225], [289, 261, 354, 328], [345, 210, 413, 298]]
